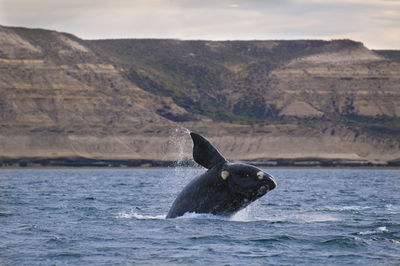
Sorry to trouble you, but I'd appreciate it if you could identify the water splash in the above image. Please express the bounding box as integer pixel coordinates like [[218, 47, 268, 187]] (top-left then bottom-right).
[[176, 205, 270, 222], [117, 210, 226, 221], [116, 207, 262, 222], [230, 201, 262, 222], [168, 126, 193, 167], [116, 210, 165, 220], [162, 127, 270, 222], [163, 127, 200, 195], [177, 212, 225, 220]]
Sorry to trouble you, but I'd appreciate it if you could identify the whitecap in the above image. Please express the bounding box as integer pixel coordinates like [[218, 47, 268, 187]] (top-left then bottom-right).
[[116, 210, 132, 219], [377, 226, 388, 232], [358, 226, 389, 235]]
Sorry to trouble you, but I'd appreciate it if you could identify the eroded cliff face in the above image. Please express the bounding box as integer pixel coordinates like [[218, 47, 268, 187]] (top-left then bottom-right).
[[0, 25, 399, 165], [270, 45, 400, 118]]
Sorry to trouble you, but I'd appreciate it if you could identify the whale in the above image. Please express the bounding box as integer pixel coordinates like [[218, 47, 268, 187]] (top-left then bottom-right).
[[166, 132, 276, 218]]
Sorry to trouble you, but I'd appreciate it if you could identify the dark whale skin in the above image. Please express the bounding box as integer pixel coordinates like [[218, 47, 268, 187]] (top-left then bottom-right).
[[166, 132, 276, 218]]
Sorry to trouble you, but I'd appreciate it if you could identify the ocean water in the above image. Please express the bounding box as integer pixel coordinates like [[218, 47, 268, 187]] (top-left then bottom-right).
[[0, 168, 399, 265]]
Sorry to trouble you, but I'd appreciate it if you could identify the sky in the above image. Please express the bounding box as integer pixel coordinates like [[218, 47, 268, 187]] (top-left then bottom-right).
[[0, 0, 399, 49]]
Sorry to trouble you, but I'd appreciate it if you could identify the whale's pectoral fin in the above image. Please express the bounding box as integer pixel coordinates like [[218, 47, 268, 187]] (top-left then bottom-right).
[[190, 132, 226, 169]]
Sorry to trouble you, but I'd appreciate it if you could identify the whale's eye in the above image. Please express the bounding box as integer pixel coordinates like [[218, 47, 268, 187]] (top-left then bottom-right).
[[257, 171, 264, 180], [221, 171, 230, 180]]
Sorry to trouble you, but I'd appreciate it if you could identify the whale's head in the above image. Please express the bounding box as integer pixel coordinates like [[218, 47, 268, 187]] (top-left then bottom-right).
[[190, 131, 276, 202], [221, 162, 276, 201]]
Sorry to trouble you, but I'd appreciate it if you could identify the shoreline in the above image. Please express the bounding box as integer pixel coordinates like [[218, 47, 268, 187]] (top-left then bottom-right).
[[1, 166, 399, 170], [1, 156, 399, 169]]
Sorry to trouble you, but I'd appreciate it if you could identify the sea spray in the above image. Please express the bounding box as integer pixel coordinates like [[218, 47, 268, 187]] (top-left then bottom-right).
[[168, 126, 193, 168], [116, 209, 165, 220], [230, 200, 261, 222], [162, 127, 201, 196], [130, 127, 203, 219], [169, 127, 197, 183]]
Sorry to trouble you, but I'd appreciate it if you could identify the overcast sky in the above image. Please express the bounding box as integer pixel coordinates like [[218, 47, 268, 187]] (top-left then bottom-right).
[[1, 0, 399, 49]]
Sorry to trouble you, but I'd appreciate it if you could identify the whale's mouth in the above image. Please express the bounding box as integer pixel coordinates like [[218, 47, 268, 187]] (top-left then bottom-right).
[[245, 185, 268, 201], [256, 185, 268, 196], [266, 175, 277, 190]]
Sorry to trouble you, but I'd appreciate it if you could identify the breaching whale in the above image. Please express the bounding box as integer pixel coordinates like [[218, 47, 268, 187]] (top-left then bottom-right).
[[166, 132, 276, 218]]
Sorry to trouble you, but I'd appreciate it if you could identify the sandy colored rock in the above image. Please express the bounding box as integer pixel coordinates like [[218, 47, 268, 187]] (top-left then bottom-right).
[[0, 25, 399, 165]]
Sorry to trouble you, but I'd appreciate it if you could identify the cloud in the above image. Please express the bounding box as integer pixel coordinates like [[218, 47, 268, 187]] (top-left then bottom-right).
[[0, 0, 399, 49]]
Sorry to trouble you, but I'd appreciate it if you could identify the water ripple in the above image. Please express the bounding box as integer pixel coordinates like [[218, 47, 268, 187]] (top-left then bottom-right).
[[0, 168, 399, 265]]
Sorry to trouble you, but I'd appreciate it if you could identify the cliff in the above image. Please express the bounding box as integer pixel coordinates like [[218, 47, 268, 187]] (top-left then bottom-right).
[[1, 25, 399, 167]]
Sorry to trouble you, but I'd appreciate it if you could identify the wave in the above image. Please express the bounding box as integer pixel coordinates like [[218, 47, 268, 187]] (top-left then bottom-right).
[[385, 204, 400, 214], [321, 235, 368, 248], [323, 204, 400, 214]]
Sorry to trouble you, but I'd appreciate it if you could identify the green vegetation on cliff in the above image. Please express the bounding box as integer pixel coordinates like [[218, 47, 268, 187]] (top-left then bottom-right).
[[89, 39, 375, 123], [87, 38, 400, 136]]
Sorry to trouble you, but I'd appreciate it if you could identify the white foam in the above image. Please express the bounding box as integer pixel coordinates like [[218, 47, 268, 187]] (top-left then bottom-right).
[[232, 212, 342, 223], [232, 201, 342, 223], [116, 211, 132, 219], [230, 205, 261, 222], [358, 226, 388, 235], [117, 209, 342, 223], [377, 226, 388, 232], [325, 205, 370, 211], [132, 213, 166, 220], [295, 214, 342, 223], [116, 210, 165, 220], [177, 212, 224, 220]]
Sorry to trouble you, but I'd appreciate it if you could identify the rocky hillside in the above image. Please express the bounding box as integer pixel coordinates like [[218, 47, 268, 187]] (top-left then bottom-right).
[[1, 25, 399, 167], [90, 39, 400, 120]]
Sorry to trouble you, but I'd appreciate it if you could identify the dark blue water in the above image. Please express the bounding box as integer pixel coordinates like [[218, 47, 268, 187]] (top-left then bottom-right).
[[1, 168, 399, 265]]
